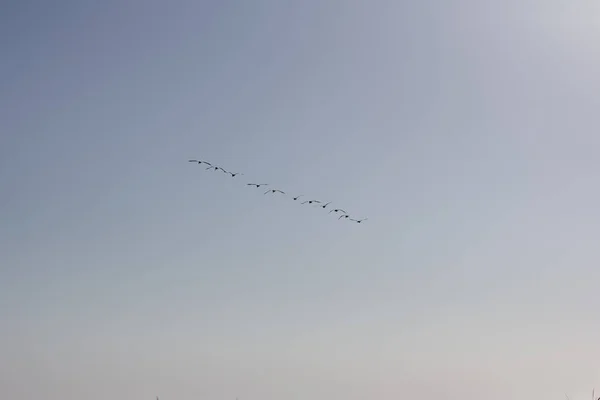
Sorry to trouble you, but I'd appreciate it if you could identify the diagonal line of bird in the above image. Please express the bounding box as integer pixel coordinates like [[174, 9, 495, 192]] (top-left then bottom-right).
[[188, 159, 367, 223]]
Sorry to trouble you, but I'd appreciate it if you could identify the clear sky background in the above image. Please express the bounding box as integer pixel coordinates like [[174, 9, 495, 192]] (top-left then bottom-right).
[[1, 1, 599, 399]]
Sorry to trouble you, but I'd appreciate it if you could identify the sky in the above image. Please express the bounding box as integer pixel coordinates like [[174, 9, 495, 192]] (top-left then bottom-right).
[[1, 1, 599, 399]]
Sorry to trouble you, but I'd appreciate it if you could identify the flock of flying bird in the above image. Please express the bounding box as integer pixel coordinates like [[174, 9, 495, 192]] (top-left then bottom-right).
[[188, 159, 368, 223]]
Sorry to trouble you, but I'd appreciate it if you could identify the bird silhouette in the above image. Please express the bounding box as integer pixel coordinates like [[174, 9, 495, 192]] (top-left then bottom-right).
[[301, 200, 321, 204], [228, 171, 244, 177], [320, 202, 332, 209], [264, 189, 285, 195], [247, 183, 268, 188], [329, 208, 347, 214], [292, 195, 303, 201], [338, 214, 350, 220], [206, 166, 227, 172], [349, 218, 367, 223], [189, 159, 211, 166]]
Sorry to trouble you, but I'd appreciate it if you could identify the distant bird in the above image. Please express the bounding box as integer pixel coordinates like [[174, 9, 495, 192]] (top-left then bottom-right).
[[206, 166, 227, 172], [320, 202, 332, 209], [338, 214, 350, 220], [329, 208, 347, 214], [228, 171, 244, 177], [189, 159, 211, 166], [301, 200, 321, 204], [247, 183, 268, 188], [292, 195, 303, 201], [349, 218, 368, 223], [264, 189, 285, 195]]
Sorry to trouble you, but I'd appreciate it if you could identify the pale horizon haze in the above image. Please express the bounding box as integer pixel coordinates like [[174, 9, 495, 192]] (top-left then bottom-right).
[[1, 1, 599, 400]]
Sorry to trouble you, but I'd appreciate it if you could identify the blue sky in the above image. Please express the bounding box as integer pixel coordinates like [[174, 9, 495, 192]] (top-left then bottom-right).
[[1, 1, 599, 399]]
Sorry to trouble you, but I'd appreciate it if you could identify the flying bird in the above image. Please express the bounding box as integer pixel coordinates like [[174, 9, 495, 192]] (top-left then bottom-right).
[[320, 202, 332, 209], [247, 183, 268, 188], [189, 159, 211, 165], [228, 171, 244, 177], [338, 214, 350, 220], [264, 189, 285, 195], [349, 218, 368, 223], [329, 208, 347, 214], [292, 195, 303, 201], [206, 166, 227, 172], [301, 200, 321, 204]]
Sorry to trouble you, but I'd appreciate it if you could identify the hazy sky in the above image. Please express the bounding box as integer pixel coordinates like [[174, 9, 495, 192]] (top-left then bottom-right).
[[1, 1, 599, 399]]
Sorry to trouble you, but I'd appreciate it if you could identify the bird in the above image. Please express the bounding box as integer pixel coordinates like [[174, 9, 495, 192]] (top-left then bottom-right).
[[292, 195, 303, 201], [320, 202, 332, 209], [329, 208, 347, 214], [301, 200, 321, 204], [247, 183, 268, 188], [228, 171, 244, 177], [338, 214, 350, 220], [189, 159, 211, 166], [206, 166, 227, 172], [264, 189, 285, 195], [349, 218, 368, 223]]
